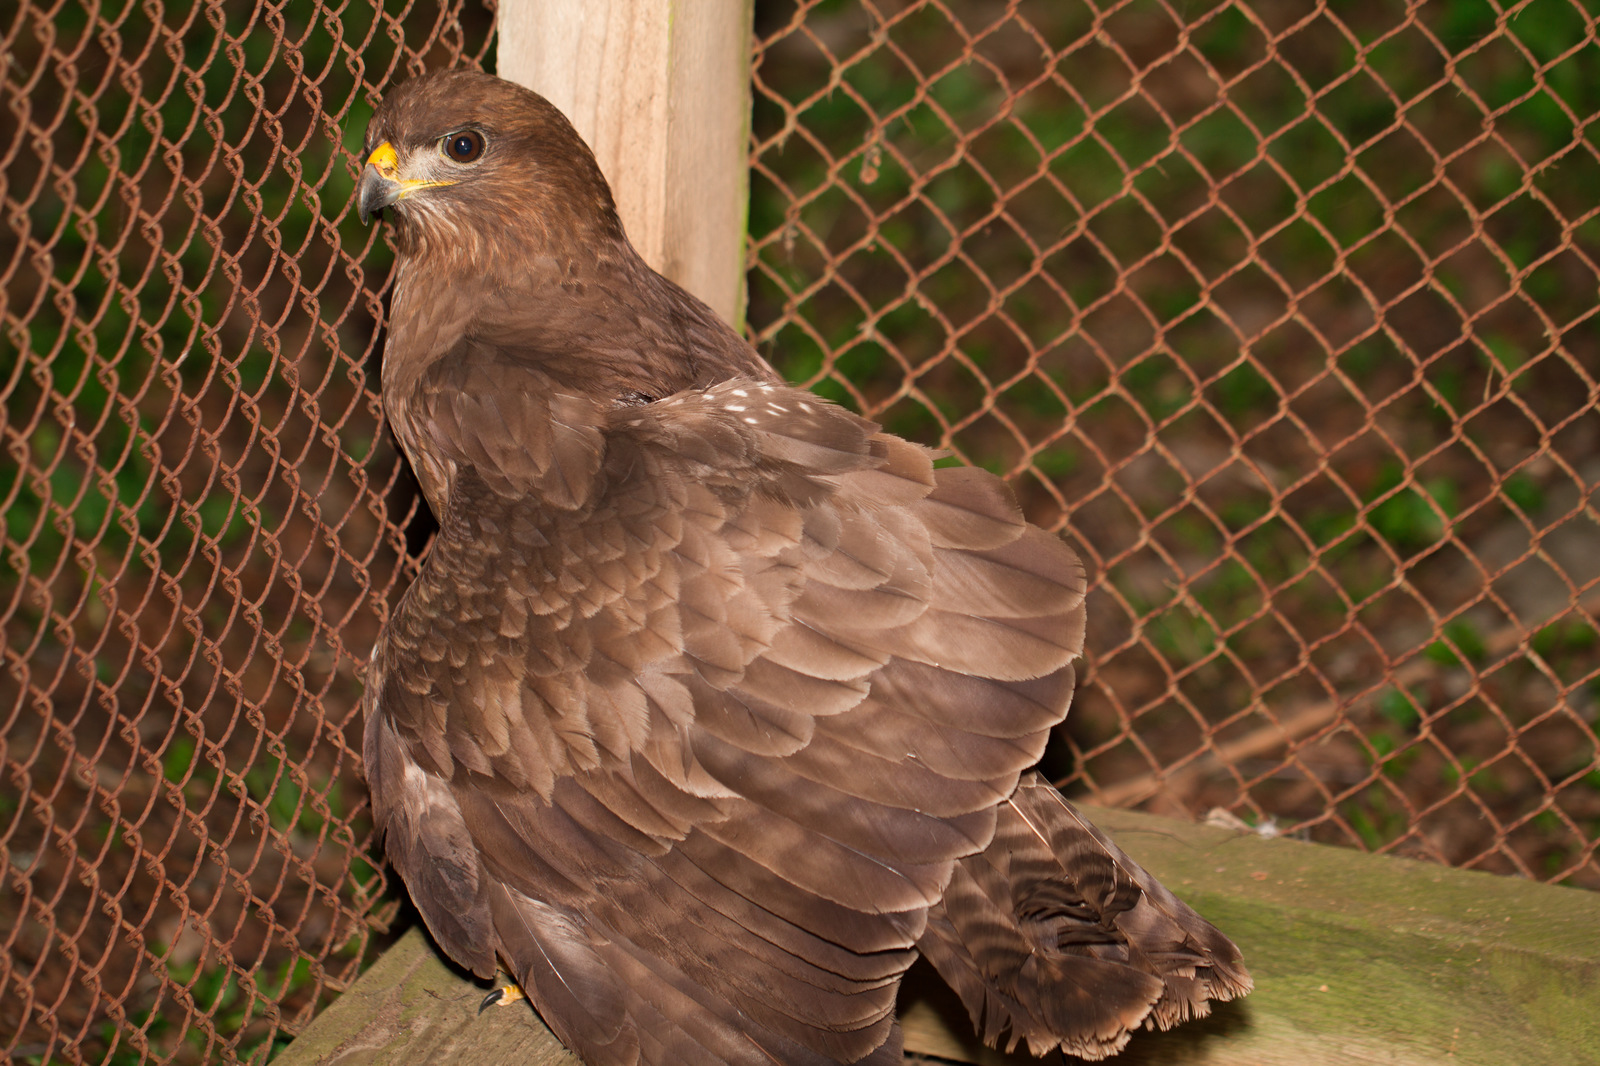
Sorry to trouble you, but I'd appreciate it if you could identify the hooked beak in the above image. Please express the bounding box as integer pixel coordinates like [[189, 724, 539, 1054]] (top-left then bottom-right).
[[357, 142, 404, 225]]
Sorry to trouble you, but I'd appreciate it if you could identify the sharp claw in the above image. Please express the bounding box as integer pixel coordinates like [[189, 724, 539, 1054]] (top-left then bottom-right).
[[479, 979, 528, 1014]]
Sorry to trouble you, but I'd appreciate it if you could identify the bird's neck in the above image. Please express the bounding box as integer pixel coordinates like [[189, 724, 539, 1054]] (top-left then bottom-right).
[[382, 235, 775, 408]]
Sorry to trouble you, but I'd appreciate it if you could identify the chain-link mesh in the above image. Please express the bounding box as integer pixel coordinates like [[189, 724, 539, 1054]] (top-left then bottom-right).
[[2, 2, 491, 1062], [749, 0, 1599, 885], [4, 0, 1599, 1062]]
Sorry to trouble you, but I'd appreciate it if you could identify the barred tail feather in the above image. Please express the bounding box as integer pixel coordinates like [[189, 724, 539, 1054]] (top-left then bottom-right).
[[917, 773, 1251, 1060]]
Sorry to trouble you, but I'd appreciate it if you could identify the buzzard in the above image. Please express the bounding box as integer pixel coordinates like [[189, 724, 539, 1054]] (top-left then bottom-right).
[[356, 70, 1249, 1065]]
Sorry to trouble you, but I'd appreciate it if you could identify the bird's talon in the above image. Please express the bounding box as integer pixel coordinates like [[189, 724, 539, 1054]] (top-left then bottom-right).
[[479, 979, 528, 1014]]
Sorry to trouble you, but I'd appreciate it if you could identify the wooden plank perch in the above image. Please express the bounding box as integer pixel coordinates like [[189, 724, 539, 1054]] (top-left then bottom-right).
[[274, 805, 1600, 1065]]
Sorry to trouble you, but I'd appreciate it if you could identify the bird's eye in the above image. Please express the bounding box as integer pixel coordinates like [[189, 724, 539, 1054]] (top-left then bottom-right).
[[443, 130, 485, 164]]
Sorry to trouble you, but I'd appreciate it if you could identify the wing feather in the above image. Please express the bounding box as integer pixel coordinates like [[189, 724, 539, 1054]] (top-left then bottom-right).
[[675, 828, 927, 954], [698, 801, 951, 915], [689, 730, 996, 865], [916, 466, 1027, 549]]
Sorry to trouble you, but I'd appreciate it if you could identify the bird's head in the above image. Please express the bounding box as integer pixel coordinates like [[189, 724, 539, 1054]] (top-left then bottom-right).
[[354, 69, 768, 399], [355, 70, 625, 258]]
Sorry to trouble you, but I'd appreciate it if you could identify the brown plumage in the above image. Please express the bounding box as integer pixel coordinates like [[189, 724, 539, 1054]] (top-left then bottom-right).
[[357, 70, 1249, 1065]]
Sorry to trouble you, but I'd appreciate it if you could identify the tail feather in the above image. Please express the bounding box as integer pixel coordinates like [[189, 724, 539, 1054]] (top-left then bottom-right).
[[918, 773, 1251, 1060]]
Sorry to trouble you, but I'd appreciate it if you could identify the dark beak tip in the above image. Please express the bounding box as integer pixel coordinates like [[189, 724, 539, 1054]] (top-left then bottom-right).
[[355, 168, 400, 227]]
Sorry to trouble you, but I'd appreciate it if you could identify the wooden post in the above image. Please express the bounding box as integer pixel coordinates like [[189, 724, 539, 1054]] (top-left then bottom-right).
[[495, 0, 755, 329]]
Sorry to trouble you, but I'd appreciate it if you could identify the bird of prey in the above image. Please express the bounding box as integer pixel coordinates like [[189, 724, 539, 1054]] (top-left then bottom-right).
[[356, 70, 1249, 1065]]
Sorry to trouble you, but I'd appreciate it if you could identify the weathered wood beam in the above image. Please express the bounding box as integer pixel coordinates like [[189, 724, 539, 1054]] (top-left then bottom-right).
[[494, 0, 755, 328]]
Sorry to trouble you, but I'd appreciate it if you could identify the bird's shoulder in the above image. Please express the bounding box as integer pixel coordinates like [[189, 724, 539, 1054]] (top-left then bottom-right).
[[401, 342, 902, 506]]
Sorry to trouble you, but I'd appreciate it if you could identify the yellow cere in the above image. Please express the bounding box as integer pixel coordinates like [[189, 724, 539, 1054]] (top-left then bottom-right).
[[366, 141, 400, 175]]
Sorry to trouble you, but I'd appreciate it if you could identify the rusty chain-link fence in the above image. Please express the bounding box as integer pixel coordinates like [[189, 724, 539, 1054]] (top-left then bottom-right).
[[749, 0, 1599, 876], [3, 1, 492, 1061], [3, 0, 1597, 1062]]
